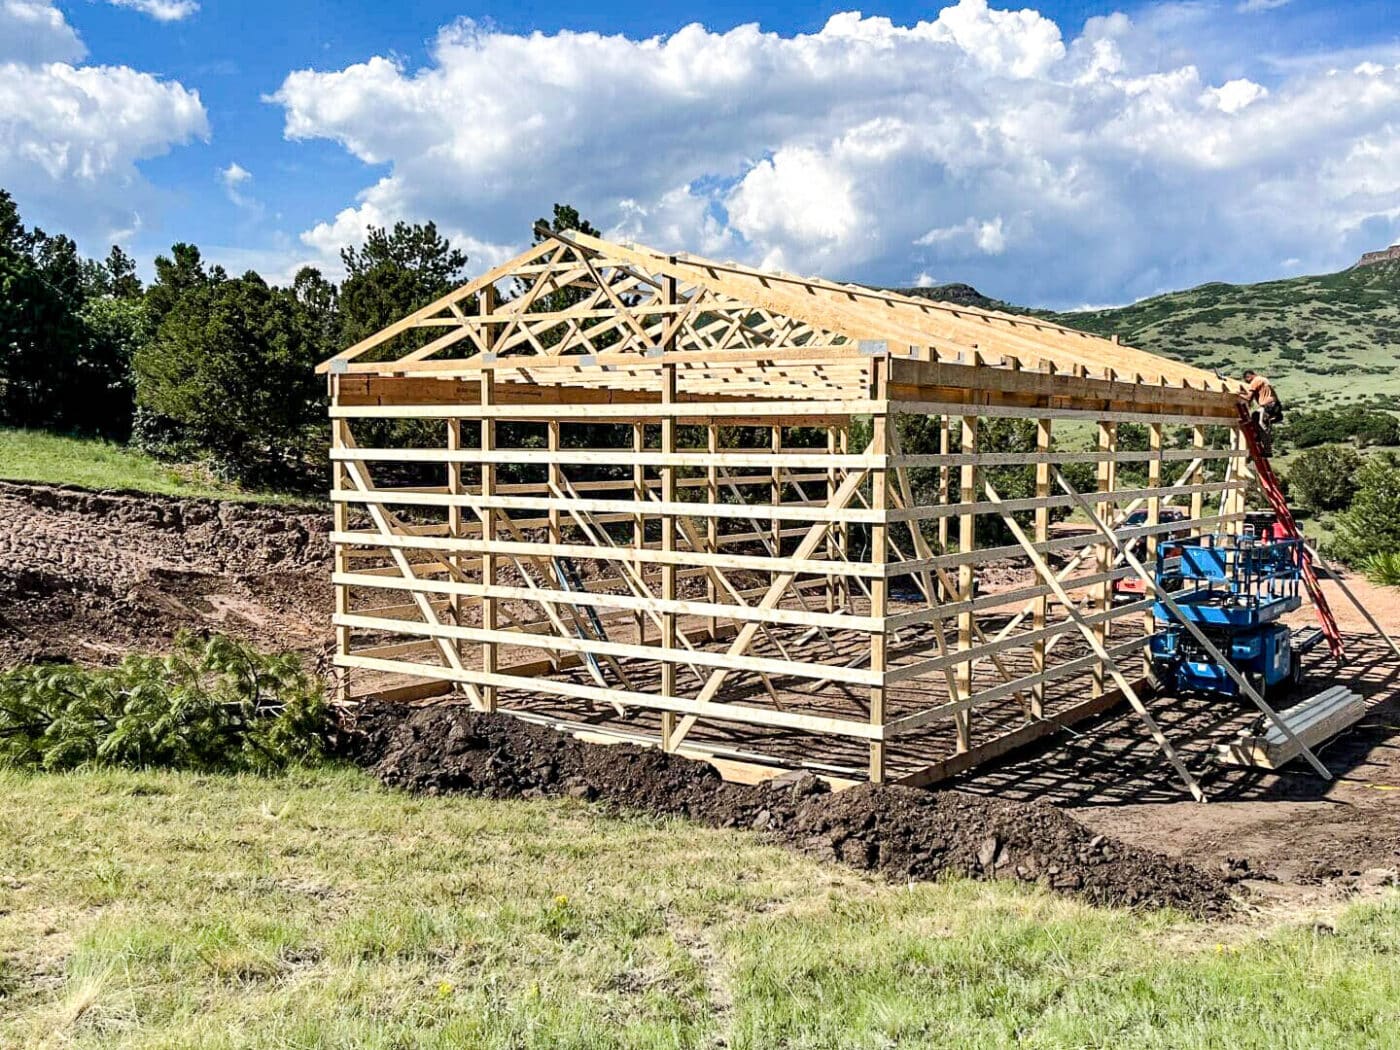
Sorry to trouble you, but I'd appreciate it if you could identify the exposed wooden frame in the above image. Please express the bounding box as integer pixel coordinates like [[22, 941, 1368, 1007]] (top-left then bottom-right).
[[319, 230, 1289, 796]]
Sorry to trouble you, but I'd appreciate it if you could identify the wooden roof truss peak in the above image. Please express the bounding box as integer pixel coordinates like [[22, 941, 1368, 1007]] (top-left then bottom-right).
[[317, 228, 1235, 401]]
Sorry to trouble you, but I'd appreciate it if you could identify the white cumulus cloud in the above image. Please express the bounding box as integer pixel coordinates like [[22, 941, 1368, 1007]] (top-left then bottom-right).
[[272, 0, 1400, 304], [106, 0, 199, 22], [1207, 78, 1269, 113], [0, 1, 207, 245], [0, 0, 83, 63]]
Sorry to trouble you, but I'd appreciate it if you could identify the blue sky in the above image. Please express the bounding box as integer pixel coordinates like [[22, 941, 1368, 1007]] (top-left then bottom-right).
[[3, 0, 1399, 306]]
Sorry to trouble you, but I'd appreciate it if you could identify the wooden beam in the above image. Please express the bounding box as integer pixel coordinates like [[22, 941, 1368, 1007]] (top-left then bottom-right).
[[660, 358, 679, 749], [1145, 422, 1163, 677], [983, 478, 1206, 802], [1094, 420, 1116, 697], [331, 400, 352, 703], [869, 361, 890, 783], [1032, 413, 1051, 719], [956, 412, 977, 753], [480, 365, 498, 711]]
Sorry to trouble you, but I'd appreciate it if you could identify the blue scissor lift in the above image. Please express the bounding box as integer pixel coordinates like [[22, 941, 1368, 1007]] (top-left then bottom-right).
[[1149, 535, 1326, 698]]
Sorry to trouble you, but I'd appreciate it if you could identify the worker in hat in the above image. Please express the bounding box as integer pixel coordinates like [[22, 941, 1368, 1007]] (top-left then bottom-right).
[[1240, 369, 1283, 455]]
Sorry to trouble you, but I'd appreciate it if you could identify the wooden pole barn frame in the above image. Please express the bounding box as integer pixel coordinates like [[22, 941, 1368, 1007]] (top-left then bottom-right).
[[319, 229, 1248, 791]]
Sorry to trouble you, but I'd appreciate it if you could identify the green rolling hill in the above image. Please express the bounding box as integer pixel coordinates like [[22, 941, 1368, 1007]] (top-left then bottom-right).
[[898, 259, 1400, 411]]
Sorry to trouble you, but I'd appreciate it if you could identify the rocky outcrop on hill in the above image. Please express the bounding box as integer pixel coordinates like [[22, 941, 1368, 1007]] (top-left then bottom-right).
[[1355, 245, 1400, 269]]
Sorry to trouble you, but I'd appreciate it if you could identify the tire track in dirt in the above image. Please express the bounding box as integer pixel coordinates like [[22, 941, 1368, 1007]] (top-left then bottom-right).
[[0, 481, 333, 667]]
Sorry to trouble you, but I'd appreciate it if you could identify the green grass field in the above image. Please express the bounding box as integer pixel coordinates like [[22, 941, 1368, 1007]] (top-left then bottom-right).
[[3, 766, 1399, 1049], [0, 429, 314, 506]]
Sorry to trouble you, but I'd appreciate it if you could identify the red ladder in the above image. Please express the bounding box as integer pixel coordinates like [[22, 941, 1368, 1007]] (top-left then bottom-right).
[[1236, 405, 1345, 660]]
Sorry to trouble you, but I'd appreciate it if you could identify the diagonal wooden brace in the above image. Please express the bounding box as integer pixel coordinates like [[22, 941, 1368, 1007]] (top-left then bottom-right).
[[1051, 467, 1333, 781], [984, 479, 1207, 802], [665, 461, 873, 750]]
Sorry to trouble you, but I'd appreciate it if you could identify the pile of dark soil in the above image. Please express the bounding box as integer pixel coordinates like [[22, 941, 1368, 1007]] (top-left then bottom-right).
[[345, 700, 1234, 914]]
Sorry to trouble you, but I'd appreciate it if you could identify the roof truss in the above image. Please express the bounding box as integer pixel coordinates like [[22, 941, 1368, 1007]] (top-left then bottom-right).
[[317, 229, 1232, 397]]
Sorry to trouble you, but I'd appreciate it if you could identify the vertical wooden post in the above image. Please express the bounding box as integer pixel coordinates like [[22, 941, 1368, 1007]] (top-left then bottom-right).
[[1032, 414, 1052, 720], [447, 417, 465, 672], [547, 420, 562, 546], [1191, 424, 1207, 529], [1093, 420, 1117, 696], [479, 368, 498, 712], [1228, 426, 1248, 535], [838, 424, 851, 611], [660, 360, 678, 749], [770, 425, 783, 584], [633, 421, 647, 646], [955, 411, 978, 753], [330, 381, 351, 703], [868, 359, 890, 783], [937, 415, 952, 555], [1146, 422, 1163, 676], [826, 425, 838, 615], [658, 260, 681, 744], [546, 417, 563, 672], [707, 423, 719, 641]]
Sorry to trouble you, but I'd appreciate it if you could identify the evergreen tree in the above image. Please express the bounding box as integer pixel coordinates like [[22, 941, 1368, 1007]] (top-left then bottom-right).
[[134, 272, 326, 486], [82, 245, 143, 300], [144, 242, 220, 329], [0, 189, 130, 435], [0, 240, 86, 429], [292, 266, 340, 357], [338, 221, 468, 353], [1331, 454, 1400, 564]]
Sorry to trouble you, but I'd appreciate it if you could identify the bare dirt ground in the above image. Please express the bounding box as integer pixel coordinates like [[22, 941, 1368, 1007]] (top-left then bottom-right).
[[0, 481, 333, 667], [957, 577, 1400, 908], [4, 478, 1400, 909]]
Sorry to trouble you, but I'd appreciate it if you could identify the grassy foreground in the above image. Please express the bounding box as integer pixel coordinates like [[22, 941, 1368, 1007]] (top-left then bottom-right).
[[2, 768, 1399, 1049], [0, 429, 309, 505]]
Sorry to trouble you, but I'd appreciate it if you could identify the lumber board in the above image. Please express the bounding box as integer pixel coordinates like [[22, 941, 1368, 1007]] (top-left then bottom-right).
[[336, 613, 880, 686], [335, 653, 884, 740], [1217, 689, 1365, 770]]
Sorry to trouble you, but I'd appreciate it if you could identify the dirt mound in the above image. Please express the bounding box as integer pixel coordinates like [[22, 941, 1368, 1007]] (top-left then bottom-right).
[[0, 481, 332, 666], [346, 701, 1234, 914]]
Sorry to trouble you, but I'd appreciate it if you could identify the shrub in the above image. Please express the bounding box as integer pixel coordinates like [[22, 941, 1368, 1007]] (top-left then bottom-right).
[[1330, 454, 1400, 565], [133, 273, 326, 489], [0, 632, 329, 772], [1286, 444, 1362, 513], [1362, 551, 1400, 588], [1280, 406, 1400, 449]]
